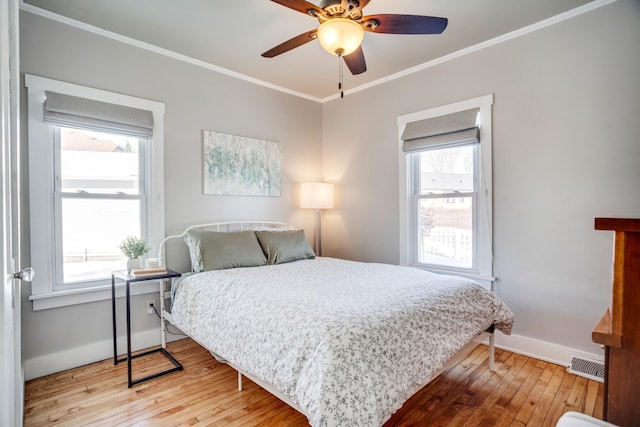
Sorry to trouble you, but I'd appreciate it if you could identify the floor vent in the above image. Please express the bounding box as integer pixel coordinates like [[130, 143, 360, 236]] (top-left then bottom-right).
[[569, 355, 605, 383]]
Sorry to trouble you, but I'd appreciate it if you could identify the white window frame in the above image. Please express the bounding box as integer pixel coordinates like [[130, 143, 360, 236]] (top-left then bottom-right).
[[26, 74, 165, 310], [398, 94, 494, 289]]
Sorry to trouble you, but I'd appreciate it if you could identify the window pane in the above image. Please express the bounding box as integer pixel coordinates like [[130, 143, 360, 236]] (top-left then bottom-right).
[[60, 127, 141, 194], [419, 145, 474, 194], [61, 198, 141, 284], [417, 197, 473, 269]]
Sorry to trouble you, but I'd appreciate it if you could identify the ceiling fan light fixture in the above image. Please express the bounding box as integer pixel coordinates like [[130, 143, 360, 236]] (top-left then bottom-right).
[[317, 18, 364, 56]]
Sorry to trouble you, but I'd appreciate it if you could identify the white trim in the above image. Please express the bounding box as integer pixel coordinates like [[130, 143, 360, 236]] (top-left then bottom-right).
[[29, 280, 161, 311], [398, 94, 494, 279], [23, 327, 185, 381], [1, 0, 22, 425], [19, 0, 615, 104], [25, 74, 165, 310], [324, 0, 618, 102], [25, 74, 165, 112], [415, 266, 495, 291], [18, 2, 322, 104], [494, 333, 604, 369]]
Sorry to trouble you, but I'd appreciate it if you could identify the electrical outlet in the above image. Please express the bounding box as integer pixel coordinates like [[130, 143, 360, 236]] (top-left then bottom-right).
[[146, 300, 156, 316]]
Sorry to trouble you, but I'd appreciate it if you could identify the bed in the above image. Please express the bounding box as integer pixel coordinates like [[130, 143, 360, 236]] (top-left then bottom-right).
[[158, 221, 514, 427]]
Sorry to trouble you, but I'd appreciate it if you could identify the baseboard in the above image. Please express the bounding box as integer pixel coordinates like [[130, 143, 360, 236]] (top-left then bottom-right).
[[23, 329, 186, 381], [24, 331, 604, 382], [493, 333, 604, 368]]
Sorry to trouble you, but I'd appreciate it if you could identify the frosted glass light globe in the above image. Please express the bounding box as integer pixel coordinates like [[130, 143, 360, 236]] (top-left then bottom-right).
[[317, 18, 364, 56]]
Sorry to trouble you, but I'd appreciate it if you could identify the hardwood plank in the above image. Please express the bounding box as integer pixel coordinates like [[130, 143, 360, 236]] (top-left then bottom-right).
[[493, 358, 545, 426], [24, 338, 605, 427], [451, 352, 530, 426], [526, 364, 565, 426], [593, 382, 605, 420], [543, 368, 579, 426], [513, 367, 549, 424], [429, 362, 496, 425], [583, 379, 600, 417], [565, 376, 589, 411]]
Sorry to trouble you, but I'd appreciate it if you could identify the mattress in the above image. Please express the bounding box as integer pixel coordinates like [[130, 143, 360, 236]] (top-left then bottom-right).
[[170, 257, 514, 427]]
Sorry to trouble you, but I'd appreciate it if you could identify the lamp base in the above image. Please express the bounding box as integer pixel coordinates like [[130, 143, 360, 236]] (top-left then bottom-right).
[[314, 209, 322, 256]]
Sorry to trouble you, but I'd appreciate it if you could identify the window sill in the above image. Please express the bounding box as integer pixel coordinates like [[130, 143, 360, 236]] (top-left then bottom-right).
[[408, 264, 496, 291], [29, 280, 162, 311]]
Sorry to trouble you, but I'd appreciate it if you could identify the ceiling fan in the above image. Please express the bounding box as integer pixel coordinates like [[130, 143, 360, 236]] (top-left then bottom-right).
[[261, 0, 448, 76]]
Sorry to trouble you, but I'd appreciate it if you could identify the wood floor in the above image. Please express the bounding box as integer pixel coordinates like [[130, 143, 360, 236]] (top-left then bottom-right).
[[24, 338, 604, 426]]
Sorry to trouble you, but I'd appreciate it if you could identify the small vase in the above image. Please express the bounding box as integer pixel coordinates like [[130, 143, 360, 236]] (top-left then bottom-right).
[[126, 258, 141, 273]]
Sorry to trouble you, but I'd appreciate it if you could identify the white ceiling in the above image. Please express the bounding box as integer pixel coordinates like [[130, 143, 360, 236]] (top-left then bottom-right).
[[22, 0, 599, 101]]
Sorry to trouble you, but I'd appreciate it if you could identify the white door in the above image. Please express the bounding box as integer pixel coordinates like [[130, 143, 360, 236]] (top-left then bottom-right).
[[0, 0, 22, 425]]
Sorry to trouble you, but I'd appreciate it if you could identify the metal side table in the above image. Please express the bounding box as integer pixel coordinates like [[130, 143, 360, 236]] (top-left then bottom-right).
[[111, 269, 183, 387]]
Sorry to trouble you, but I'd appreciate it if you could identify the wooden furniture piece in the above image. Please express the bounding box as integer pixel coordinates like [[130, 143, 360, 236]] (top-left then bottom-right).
[[111, 269, 183, 388], [591, 218, 640, 426]]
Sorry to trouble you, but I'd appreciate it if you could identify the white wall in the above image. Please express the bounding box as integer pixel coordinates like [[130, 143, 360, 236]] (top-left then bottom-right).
[[19, 11, 323, 378], [18, 0, 640, 377], [322, 0, 640, 357]]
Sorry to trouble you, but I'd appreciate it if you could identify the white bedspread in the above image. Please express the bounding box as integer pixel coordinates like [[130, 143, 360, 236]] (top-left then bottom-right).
[[170, 257, 514, 427]]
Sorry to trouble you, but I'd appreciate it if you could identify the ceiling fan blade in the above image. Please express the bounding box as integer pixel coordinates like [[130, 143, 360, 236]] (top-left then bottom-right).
[[261, 30, 318, 58], [358, 0, 371, 10], [362, 14, 448, 34], [343, 46, 367, 75], [270, 0, 325, 17]]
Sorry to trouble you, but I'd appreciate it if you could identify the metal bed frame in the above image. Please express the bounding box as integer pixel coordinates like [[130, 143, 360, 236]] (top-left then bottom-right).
[[155, 220, 496, 419]]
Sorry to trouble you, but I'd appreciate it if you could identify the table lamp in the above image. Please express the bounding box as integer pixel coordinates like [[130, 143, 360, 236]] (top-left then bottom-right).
[[300, 182, 334, 256]]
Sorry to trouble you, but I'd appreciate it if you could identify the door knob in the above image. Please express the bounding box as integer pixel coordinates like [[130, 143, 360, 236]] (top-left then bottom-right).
[[13, 267, 35, 282]]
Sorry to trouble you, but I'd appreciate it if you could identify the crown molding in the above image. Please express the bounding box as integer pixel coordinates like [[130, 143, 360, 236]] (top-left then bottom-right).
[[18, 1, 323, 103], [20, 0, 617, 104], [322, 0, 618, 102]]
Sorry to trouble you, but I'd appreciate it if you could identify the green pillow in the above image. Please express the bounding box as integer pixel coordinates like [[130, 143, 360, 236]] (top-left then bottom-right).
[[255, 230, 315, 265], [184, 230, 267, 272]]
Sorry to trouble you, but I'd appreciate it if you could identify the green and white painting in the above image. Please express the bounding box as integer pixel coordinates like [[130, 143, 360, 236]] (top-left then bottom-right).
[[203, 130, 282, 196]]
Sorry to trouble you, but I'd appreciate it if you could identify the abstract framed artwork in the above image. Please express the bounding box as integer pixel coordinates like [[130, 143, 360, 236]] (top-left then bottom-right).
[[203, 130, 282, 196]]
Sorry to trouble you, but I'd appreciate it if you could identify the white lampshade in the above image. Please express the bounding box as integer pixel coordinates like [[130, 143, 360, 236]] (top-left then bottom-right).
[[317, 18, 365, 57], [300, 182, 334, 209]]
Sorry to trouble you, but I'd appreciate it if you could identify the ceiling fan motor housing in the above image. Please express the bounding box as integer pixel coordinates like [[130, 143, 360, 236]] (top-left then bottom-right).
[[319, 0, 362, 19]]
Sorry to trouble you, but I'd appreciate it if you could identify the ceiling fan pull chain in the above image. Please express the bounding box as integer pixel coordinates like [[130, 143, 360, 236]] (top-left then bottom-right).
[[338, 52, 344, 98]]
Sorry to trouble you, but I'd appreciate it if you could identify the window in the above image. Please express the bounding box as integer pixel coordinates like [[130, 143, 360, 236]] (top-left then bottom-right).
[[413, 143, 476, 269], [56, 127, 146, 287], [398, 95, 494, 286], [26, 75, 165, 309]]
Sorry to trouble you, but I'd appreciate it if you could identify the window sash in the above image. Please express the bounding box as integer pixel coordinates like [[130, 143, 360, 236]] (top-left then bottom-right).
[[52, 126, 150, 290], [409, 145, 479, 272], [55, 197, 144, 289], [414, 142, 478, 195], [412, 193, 478, 271]]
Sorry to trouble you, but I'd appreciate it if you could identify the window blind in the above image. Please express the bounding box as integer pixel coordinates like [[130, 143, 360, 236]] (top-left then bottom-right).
[[401, 108, 479, 152], [43, 91, 154, 138]]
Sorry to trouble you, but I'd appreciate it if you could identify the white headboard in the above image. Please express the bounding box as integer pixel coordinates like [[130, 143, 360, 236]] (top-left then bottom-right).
[[158, 221, 290, 272]]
